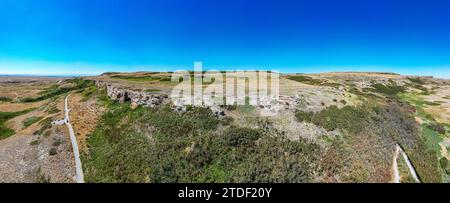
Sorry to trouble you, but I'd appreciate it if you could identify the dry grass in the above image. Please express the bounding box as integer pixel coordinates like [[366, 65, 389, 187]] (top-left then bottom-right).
[[68, 93, 106, 152]]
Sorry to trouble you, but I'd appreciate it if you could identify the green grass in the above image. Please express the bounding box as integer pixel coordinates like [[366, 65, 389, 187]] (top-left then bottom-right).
[[22, 116, 43, 128], [421, 125, 443, 153], [369, 83, 405, 96], [286, 75, 342, 88], [145, 89, 161, 93], [398, 92, 441, 109], [81, 86, 97, 101], [33, 117, 53, 136], [49, 148, 57, 156], [0, 108, 35, 140], [20, 78, 93, 103], [397, 154, 417, 183], [397, 91, 446, 182], [30, 140, 40, 146], [294, 110, 313, 123], [287, 75, 323, 85], [407, 77, 425, 85], [45, 105, 60, 114], [296, 105, 368, 134]]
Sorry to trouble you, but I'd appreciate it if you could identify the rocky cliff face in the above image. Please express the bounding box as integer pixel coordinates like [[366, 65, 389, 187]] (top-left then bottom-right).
[[94, 81, 227, 117], [94, 80, 294, 118], [94, 81, 168, 107]]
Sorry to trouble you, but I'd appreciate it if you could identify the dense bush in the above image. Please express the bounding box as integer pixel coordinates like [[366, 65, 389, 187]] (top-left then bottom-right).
[[407, 77, 425, 85], [83, 103, 319, 183], [439, 158, 448, 172], [294, 110, 313, 123], [370, 83, 405, 96], [295, 102, 442, 182], [287, 75, 323, 85], [427, 123, 446, 135]]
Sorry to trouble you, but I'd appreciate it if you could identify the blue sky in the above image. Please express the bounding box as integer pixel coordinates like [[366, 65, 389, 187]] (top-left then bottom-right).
[[0, 0, 449, 78]]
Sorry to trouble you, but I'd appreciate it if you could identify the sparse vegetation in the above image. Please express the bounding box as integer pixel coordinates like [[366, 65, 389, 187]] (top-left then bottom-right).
[[295, 102, 442, 182], [111, 75, 170, 82], [294, 110, 313, 123], [52, 138, 62, 147], [20, 78, 93, 103], [0, 108, 35, 140], [397, 154, 417, 183], [30, 140, 40, 146], [81, 86, 97, 101], [407, 77, 425, 85], [45, 105, 60, 114], [35, 167, 51, 183], [439, 158, 448, 172], [0, 96, 13, 102], [33, 117, 53, 136], [428, 123, 446, 135], [145, 89, 161, 93]]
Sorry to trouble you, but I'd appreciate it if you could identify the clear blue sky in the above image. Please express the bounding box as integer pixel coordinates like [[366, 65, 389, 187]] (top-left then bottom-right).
[[0, 0, 449, 78]]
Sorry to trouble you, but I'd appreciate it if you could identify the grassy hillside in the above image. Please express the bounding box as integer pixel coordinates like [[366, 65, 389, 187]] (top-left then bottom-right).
[[82, 101, 321, 182]]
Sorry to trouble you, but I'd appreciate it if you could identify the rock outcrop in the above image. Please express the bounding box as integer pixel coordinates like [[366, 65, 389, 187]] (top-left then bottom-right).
[[95, 81, 227, 117], [94, 81, 301, 118], [95, 81, 169, 108]]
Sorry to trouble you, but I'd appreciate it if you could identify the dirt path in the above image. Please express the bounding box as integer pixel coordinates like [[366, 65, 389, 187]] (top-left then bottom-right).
[[392, 145, 401, 183], [65, 95, 84, 183], [392, 144, 420, 183]]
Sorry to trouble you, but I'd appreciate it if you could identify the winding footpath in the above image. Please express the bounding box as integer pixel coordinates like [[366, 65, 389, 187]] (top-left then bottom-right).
[[65, 95, 84, 183], [392, 144, 420, 183]]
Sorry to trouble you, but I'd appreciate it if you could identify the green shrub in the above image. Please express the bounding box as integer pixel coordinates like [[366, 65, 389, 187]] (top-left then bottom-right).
[[49, 148, 57, 156], [0, 96, 12, 102], [308, 105, 367, 134], [21, 78, 93, 103], [145, 89, 161, 93], [370, 83, 405, 96], [428, 123, 446, 135], [23, 116, 43, 128], [295, 110, 313, 123], [52, 138, 62, 147], [45, 105, 60, 114], [407, 77, 425, 85], [287, 75, 323, 85], [35, 167, 51, 183], [439, 158, 448, 171], [33, 117, 53, 136], [30, 140, 40, 146], [83, 103, 319, 183]]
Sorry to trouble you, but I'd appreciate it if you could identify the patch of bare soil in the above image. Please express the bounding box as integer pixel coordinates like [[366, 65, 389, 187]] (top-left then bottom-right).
[[0, 95, 75, 183], [0, 100, 48, 112], [0, 82, 52, 102], [0, 123, 75, 183], [68, 93, 105, 152]]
